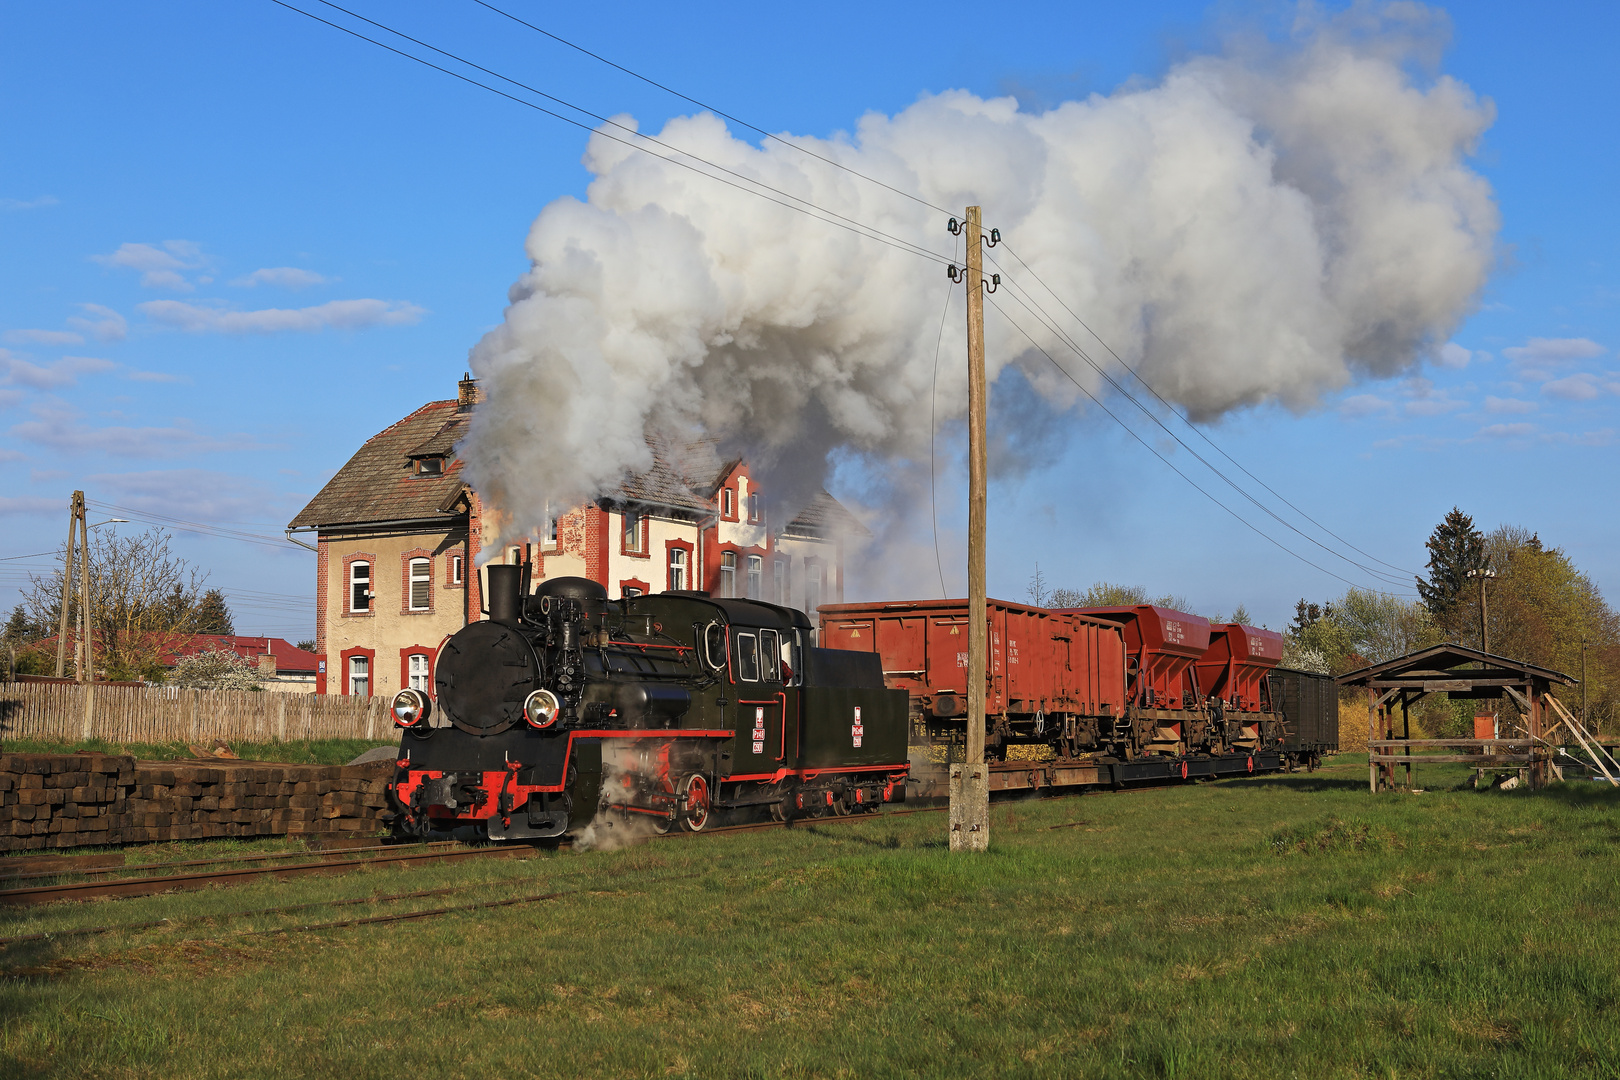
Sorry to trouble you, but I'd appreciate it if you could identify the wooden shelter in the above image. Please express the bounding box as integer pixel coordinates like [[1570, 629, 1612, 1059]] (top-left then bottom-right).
[[1337, 644, 1578, 792]]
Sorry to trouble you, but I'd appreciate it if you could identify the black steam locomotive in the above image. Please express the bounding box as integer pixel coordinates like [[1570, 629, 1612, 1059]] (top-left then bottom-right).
[[386, 567, 910, 840]]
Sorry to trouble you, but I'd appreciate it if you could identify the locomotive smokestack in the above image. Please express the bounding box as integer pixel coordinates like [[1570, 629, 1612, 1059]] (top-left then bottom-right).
[[486, 564, 522, 625]]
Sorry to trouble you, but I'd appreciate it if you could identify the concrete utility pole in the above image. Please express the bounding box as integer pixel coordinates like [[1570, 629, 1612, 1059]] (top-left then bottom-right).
[[54, 491, 81, 678], [1467, 567, 1497, 655], [77, 494, 92, 684], [950, 206, 990, 853]]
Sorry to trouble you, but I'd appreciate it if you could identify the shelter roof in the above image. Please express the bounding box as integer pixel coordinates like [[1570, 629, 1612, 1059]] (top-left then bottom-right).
[[1336, 643, 1575, 689]]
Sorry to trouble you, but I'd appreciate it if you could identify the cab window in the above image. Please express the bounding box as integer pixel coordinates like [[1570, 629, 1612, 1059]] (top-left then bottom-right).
[[735, 632, 761, 682], [703, 621, 726, 671], [760, 629, 781, 682]]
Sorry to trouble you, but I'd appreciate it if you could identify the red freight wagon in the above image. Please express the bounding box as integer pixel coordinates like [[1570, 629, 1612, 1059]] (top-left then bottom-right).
[[1062, 605, 1214, 755], [818, 598, 1127, 759], [1197, 623, 1285, 713]]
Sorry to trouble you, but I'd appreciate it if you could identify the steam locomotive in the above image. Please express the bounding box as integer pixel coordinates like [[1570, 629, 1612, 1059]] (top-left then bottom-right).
[[386, 567, 909, 841]]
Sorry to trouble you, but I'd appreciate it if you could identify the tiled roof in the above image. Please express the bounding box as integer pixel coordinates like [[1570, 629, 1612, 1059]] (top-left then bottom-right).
[[781, 490, 871, 539], [291, 397, 867, 540], [289, 400, 471, 529], [161, 635, 322, 674]]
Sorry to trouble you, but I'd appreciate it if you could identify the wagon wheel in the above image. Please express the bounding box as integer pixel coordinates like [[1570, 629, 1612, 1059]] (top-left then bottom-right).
[[679, 773, 712, 833], [831, 795, 851, 817]]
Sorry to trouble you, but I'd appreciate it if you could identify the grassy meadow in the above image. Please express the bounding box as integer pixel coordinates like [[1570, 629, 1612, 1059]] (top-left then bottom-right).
[[2, 755, 1619, 1079], [0, 736, 396, 766]]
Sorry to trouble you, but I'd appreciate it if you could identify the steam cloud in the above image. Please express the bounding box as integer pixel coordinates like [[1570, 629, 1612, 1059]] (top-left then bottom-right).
[[462, 4, 1498, 551]]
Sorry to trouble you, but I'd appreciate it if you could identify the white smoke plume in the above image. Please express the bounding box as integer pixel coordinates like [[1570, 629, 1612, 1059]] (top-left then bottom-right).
[[462, 3, 1497, 549]]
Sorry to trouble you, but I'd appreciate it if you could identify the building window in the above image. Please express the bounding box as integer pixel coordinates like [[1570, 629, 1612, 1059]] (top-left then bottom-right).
[[415, 457, 443, 477], [450, 554, 464, 585], [746, 554, 762, 599], [408, 558, 431, 611], [806, 563, 822, 615], [622, 513, 646, 555], [668, 547, 687, 591], [349, 655, 369, 697], [722, 487, 735, 519], [623, 586, 642, 599], [508, 546, 524, 566], [720, 551, 736, 598], [774, 559, 788, 606], [735, 632, 760, 682], [544, 509, 559, 548], [407, 654, 429, 691], [748, 493, 759, 523], [349, 561, 371, 613]]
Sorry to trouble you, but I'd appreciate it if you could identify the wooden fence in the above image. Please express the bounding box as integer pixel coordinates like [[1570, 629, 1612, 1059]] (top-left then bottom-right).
[[0, 681, 391, 745]]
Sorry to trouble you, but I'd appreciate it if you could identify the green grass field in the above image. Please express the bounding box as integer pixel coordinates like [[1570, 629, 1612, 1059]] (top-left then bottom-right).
[[3, 755, 1618, 1079]]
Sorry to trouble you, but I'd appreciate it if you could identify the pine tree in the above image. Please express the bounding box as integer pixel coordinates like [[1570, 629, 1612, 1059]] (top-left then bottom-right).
[[1416, 508, 1486, 631], [192, 589, 234, 636]]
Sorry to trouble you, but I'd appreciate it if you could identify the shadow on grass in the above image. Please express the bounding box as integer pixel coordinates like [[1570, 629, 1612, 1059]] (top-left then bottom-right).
[[796, 825, 901, 849], [1217, 774, 1369, 793]]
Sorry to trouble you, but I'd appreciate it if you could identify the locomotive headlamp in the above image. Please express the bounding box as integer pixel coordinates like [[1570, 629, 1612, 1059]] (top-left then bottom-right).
[[524, 688, 561, 729], [391, 688, 432, 728]]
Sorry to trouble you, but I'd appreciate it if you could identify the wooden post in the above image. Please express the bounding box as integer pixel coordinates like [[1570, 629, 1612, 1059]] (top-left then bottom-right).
[[950, 205, 990, 853], [1367, 688, 1378, 793], [77, 494, 92, 685], [1402, 693, 1412, 789], [277, 694, 288, 742], [54, 492, 80, 679]]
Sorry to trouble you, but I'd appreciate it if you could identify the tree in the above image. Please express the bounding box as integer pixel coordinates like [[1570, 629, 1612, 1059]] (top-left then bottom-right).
[[191, 589, 234, 635], [1229, 603, 1253, 627], [21, 526, 209, 682], [295, 639, 316, 654], [1026, 563, 1050, 608], [170, 648, 261, 691], [1048, 588, 1084, 608], [1416, 508, 1486, 636]]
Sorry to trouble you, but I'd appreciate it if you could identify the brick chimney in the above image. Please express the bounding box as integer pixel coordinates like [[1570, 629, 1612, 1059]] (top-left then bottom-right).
[[457, 372, 480, 411], [257, 653, 277, 677]]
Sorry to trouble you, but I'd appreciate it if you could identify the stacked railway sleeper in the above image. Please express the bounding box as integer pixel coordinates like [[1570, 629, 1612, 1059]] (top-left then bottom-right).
[[0, 752, 393, 851], [821, 597, 1339, 796]]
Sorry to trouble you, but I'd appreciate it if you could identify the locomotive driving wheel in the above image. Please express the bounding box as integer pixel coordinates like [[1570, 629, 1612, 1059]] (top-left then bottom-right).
[[679, 773, 711, 832]]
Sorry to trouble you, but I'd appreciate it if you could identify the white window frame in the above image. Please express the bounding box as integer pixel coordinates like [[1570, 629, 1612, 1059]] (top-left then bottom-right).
[[450, 554, 464, 585], [668, 547, 687, 591], [806, 563, 822, 615], [720, 551, 736, 598], [735, 632, 760, 683], [746, 554, 762, 600], [748, 493, 758, 523], [722, 487, 735, 518], [760, 628, 781, 682], [348, 655, 369, 697], [773, 559, 788, 606], [508, 546, 524, 566], [408, 557, 431, 611], [623, 512, 645, 554], [408, 653, 429, 691], [349, 561, 371, 613]]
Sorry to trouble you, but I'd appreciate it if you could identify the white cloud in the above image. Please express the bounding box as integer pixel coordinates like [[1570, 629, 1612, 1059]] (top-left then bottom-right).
[[0, 448, 26, 462], [0, 353, 117, 390], [1483, 396, 1536, 414], [230, 267, 333, 289], [1541, 373, 1608, 401], [90, 241, 207, 290], [1401, 376, 1467, 416], [1339, 393, 1392, 418], [84, 468, 293, 522], [66, 303, 128, 342], [1436, 342, 1472, 369], [125, 369, 184, 383], [1503, 337, 1606, 373], [1, 195, 58, 212], [138, 298, 426, 334], [3, 328, 84, 346], [1479, 422, 1536, 438], [0, 495, 58, 515], [9, 403, 268, 457]]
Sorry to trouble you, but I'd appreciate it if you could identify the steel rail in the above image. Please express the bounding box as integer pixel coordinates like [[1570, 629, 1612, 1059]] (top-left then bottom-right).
[[0, 844, 531, 907], [0, 840, 452, 884]]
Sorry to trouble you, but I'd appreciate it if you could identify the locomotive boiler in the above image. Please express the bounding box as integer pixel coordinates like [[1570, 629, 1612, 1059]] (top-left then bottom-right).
[[386, 568, 909, 841]]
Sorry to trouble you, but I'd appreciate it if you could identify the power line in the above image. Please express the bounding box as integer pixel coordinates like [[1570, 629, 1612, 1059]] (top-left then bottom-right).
[[270, 0, 955, 270], [991, 237, 1420, 580], [466, 0, 954, 217], [981, 251, 1413, 591], [986, 292, 1414, 596]]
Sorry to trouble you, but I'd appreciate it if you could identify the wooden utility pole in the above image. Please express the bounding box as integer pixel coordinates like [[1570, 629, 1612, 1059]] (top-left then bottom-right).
[[950, 206, 990, 853]]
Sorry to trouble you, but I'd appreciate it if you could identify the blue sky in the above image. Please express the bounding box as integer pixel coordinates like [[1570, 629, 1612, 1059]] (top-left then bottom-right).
[[1, 0, 1616, 639]]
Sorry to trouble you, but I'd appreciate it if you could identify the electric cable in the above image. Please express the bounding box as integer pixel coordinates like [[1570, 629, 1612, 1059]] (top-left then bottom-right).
[[992, 237, 1419, 579], [272, 0, 955, 270], [466, 0, 955, 217], [928, 235, 959, 599], [986, 292, 1413, 595], [981, 251, 1412, 591]]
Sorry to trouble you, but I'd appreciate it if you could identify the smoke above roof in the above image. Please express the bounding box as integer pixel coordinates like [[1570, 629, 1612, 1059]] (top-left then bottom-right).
[[460, 3, 1498, 549]]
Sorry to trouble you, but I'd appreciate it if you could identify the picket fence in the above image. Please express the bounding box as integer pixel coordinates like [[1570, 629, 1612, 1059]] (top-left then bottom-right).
[[0, 681, 391, 745]]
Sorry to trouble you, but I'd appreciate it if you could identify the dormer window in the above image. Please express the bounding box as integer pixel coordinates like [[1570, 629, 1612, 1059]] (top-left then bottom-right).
[[415, 456, 444, 477]]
